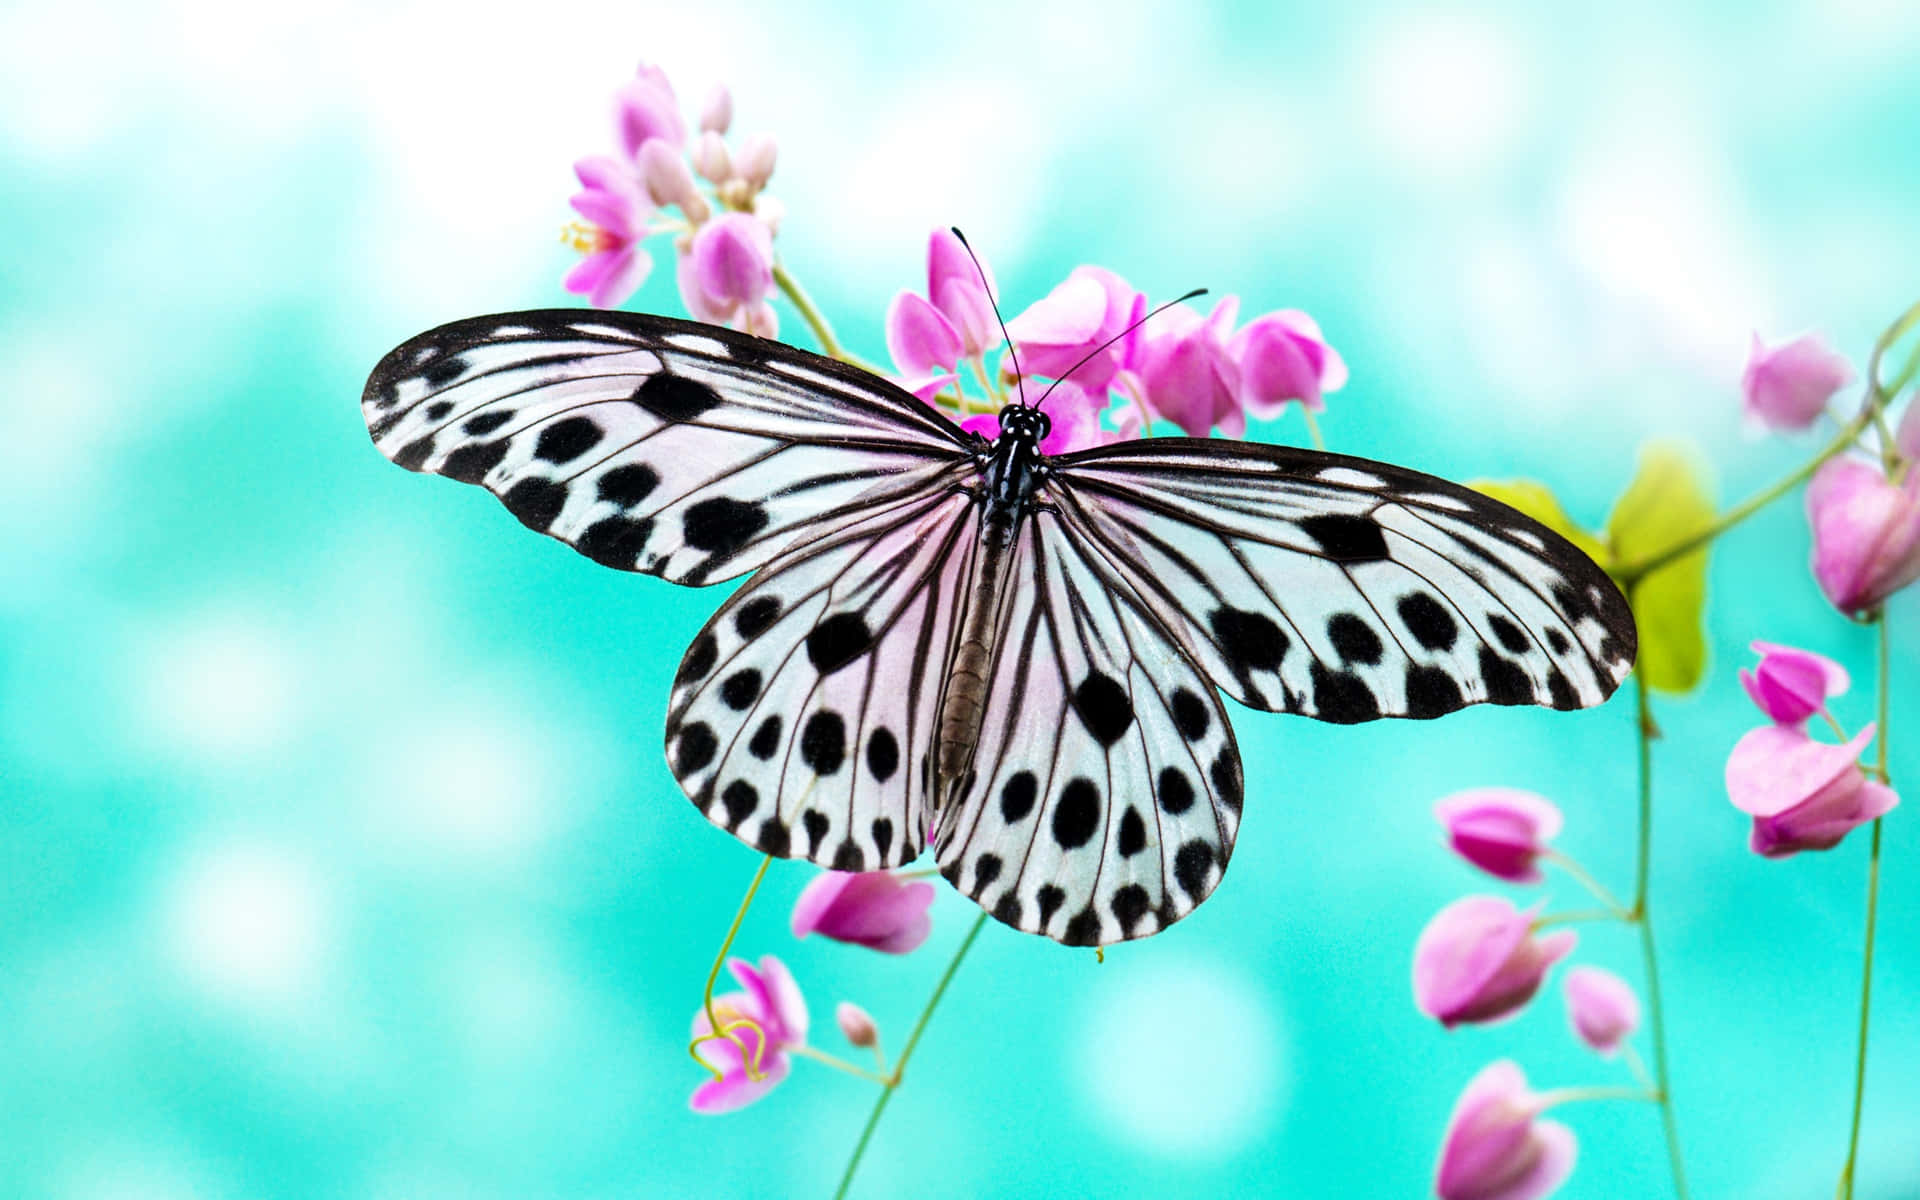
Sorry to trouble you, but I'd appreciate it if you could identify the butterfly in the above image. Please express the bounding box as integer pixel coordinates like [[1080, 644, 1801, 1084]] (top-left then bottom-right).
[[362, 308, 1637, 946]]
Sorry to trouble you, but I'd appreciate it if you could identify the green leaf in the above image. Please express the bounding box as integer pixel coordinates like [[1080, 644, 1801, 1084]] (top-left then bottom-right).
[[1467, 479, 1610, 566], [1605, 441, 1715, 694]]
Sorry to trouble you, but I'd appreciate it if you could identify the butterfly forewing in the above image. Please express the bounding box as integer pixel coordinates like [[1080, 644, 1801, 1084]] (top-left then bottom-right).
[[1049, 439, 1636, 723], [361, 310, 971, 585], [934, 511, 1242, 946], [665, 478, 982, 871]]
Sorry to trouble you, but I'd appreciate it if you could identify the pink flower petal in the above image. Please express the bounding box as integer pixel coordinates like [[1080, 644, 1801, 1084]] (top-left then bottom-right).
[[1742, 331, 1854, 432], [1434, 788, 1562, 883], [1563, 966, 1640, 1057], [1435, 1060, 1578, 1200], [588, 247, 651, 309], [1725, 723, 1874, 818], [689, 1051, 790, 1114], [886, 291, 963, 375], [1806, 456, 1920, 613]]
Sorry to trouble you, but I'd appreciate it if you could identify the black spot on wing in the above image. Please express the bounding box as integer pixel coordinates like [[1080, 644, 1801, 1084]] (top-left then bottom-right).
[[1487, 614, 1531, 655], [502, 477, 569, 532], [718, 669, 762, 710], [577, 516, 651, 568], [394, 436, 435, 471], [1327, 613, 1384, 666], [443, 440, 510, 485], [422, 355, 466, 386], [735, 596, 782, 638], [748, 715, 782, 760], [1000, 772, 1037, 823], [1397, 593, 1457, 651], [1210, 607, 1288, 675], [673, 723, 717, 777], [598, 463, 659, 507], [866, 728, 899, 782], [1173, 840, 1217, 899], [464, 410, 513, 437], [1071, 673, 1135, 746], [1111, 884, 1151, 936], [802, 808, 829, 855], [807, 613, 873, 674], [634, 371, 722, 422], [1310, 662, 1379, 724], [1299, 513, 1388, 562], [683, 497, 768, 556], [1037, 885, 1066, 926], [1170, 688, 1210, 740], [756, 817, 790, 856], [677, 633, 718, 685], [1062, 909, 1102, 946], [721, 780, 758, 828], [535, 416, 603, 464], [1117, 807, 1146, 857], [1157, 767, 1194, 815], [1405, 664, 1466, 717], [800, 711, 847, 775], [1052, 778, 1101, 849], [1479, 646, 1534, 706]]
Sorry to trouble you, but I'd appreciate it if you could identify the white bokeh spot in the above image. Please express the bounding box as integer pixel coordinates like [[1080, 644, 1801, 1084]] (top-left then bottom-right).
[[162, 840, 333, 1008], [1078, 957, 1285, 1156], [1362, 15, 1536, 180]]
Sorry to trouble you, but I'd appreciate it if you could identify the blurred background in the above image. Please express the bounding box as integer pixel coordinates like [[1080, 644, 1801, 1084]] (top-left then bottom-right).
[[3, 0, 1918, 1195]]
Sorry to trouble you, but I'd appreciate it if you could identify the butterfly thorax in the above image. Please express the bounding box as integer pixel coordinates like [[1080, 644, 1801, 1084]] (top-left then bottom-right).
[[933, 409, 1050, 816]]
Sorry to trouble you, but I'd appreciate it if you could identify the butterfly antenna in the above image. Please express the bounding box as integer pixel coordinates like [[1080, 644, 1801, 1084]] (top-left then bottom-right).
[[1036, 287, 1207, 408], [949, 227, 1028, 409]]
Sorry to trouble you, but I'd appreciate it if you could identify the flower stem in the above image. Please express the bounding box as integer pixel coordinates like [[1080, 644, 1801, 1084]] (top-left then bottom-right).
[[1837, 614, 1893, 1199], [1541, 849, 1632, 916], [1633, 678, 1691, 1199], [833, 912, 988, 1200], [1301, 407, 1326, 451], [1539, 1085, 1662, 1108], [789, 1042, 894, 1087], [771, 262, 884, 374], [688, 855, 774, 1081], [1534, 907, 1626, 928], [1614, 417, 1864, 584]]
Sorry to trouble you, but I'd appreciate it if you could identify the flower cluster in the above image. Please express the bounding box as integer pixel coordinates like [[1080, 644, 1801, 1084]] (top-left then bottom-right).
[[1725, 642, 1898, 857], [1741, 331, 1920, 614], [564, 64, 783, 332], [883, 233, 1347, 452], [1417, 789, 1645, 1199], [688, 868, 934, 1113]]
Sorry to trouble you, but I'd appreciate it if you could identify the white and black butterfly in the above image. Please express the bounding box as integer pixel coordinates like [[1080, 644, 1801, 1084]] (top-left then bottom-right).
[[362, 309, 1636, 946]]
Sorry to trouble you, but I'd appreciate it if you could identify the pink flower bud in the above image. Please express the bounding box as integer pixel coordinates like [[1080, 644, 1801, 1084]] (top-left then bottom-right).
[[885, 291, 963, 377], [1562, 966, 1639, 1057], [1434, 1060, 1577, 1200], [1005, 266, 1143, 393], [699, 83, 733, 135], [1726, 723, 1899, 858], [792, 870, 934, 954], [734, 132, 778, 193], [692, 130, 732, 185], [1737, 640, 1849, 726], [1413, 896, 1576, 1029], [1433, 788, 1563, 884], [616, 63, 685, 160], [1128, 298, 1244, 437], [1741, 331, 1853, 432], [678, 213, 774, 330], [926, 229, 1001, 357], [836, 1001, 878, 1048], [1807, 456, 1920, 614], [1228, 309, 1348, 418], [637, 140, 708, 223]]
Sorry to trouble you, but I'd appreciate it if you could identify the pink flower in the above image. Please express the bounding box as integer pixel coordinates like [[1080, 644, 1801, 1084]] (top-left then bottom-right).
[[1433, 789, 1562, 884], [791, 870, 934, 954], [563, 156, 653, 309], [1230, 309, 1348, 418], [1742, 331, 1853, 432], [886, 290, 963, 377], [699, 83, 732, 135], [616, 62, 685, 160], [836, 1001, 878, 1048], [637, 139, 708, 222], [1897, 394, 1920, 460], [678, 213, 777, 337], [1414, 896, 1576, 1029], [1807, 456, 1920, 614], [1562, 966, 1639, 1057], [1434, 1060, 1577, 1200], [1726, 723, 1898, 858], [689, 955, 808, 1114], [1737, 640, 1849, 726], [925, 229, 1001, 357], [1125, 297, 1245, 437], [1005, 266, 1144, 393]]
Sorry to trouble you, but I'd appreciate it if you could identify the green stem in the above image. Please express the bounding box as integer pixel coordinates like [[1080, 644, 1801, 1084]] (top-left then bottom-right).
[[1633, 678, 1691, 1199], [1865, 297, 1920, 401], [1534, 907, 1626, 928], [1301, 406, 1326, 451], [1838, 615, 1893, 1199], [689, 855, 774, 1081], [1539, 1085, 1662, 1108], [789, 1042, 893, 1087], [1541, 849, 1632, 916], [833, 913, 988, 1200], [1615, 417, 1864, 584], [771, 262, 884, 374]]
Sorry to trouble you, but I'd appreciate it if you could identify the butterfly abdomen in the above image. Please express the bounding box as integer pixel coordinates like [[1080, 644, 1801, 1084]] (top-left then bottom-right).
[[934, 527, 1020, 804]]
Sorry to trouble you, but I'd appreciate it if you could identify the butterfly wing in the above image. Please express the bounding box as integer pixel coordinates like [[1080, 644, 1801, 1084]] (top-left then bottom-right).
[[665, 478, 985, 870], [932, 509, 1243, 946], [361, 310, 974, 585], [1048, 438, 1637, 721]]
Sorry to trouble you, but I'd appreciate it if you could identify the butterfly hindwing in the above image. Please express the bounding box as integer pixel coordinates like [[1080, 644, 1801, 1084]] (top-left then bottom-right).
[[361, 310, 972, 586], [933, 511, 1243, 946], [666, 481, 981, 869], [1050, 439, 1636, 723]]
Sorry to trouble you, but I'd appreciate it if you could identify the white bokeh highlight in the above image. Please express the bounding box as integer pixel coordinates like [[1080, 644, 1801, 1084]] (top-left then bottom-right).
[[131, 613, 299, 764], [1077, 957, 1285, 1156], [1362, 15, 1536, 181], [161, 840, 334, 1009]]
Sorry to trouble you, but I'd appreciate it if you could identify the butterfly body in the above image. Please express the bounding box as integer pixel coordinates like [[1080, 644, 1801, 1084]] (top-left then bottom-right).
[[362, 309, 1637, 946]]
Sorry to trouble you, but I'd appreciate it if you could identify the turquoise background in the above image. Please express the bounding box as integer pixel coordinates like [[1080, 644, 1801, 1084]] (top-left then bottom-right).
[[4, 0, 1918, 1195]]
